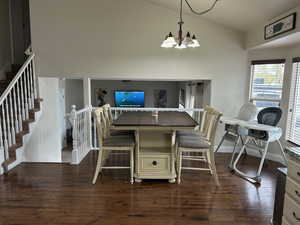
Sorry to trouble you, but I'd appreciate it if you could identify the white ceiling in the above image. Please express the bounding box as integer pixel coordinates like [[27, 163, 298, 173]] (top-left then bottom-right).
[[143, 0, 300, 32]]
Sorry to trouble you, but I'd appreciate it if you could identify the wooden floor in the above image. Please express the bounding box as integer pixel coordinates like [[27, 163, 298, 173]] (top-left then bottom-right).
[[0, 152, 282, 225]]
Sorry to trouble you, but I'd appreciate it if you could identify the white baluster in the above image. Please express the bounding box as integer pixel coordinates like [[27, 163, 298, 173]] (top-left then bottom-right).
[[0, 119, 5, 162], [9, 93, 16, 145], [30, 61, 35, 107], [1, 106, 8, 156], [16, 80, 23, 131], [93, 114, 97, 149], [13, 87, 19, 133], [32, 56, 38, 99], [24, 68, 29, 119], [26, 66, 32, 109], [70, 105, 77, 162], [85, 112, 88, 151], [20, 74, 26, 121], [5, 99, 11, 147]]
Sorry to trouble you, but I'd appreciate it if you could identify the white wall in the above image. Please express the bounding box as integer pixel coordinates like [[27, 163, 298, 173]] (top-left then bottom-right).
[[0, 0, 11, 80], [91, 80, 180, 108], [246, 5, 300, 49], [65, 79, 84, 112], [247, 43, 300, 159], [30, 0, 249, 148], [23, 78, 64, 162]]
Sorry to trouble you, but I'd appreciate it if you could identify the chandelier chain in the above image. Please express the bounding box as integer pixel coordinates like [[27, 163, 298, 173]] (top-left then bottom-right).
[[184, 0, 219, 16]]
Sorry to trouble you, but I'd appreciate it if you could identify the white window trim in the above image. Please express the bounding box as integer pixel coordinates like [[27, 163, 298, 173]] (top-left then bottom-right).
[[249, 62, 285, 105]]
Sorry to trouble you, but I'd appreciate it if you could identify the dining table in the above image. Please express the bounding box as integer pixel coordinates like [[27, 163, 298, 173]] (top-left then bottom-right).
[[112, 111, 198, 183]]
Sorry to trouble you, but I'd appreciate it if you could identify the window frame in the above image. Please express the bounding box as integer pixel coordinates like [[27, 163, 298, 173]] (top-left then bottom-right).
[[249, 59, 286, 107], [286, 57, 300, 146]]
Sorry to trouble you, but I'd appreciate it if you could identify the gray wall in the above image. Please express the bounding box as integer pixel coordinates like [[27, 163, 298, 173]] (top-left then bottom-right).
[[91, 80, 180, 108], [0, 0, 11, 80], [65, 79, 84, 112]]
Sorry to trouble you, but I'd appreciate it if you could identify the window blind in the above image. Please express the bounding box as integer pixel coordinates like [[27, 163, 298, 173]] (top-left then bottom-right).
[[250, 60, 285, 109], [287, 60, 300, 145]]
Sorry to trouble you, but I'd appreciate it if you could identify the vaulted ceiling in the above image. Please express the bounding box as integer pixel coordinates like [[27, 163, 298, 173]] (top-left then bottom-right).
[[143, 0, 300, 32]]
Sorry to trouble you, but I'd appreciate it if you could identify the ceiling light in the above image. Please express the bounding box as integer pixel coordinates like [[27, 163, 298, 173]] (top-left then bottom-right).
[[161, 0, 219, 49]]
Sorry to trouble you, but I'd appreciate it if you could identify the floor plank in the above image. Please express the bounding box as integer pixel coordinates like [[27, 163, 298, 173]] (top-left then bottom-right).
[[0, 152, 282, 225]]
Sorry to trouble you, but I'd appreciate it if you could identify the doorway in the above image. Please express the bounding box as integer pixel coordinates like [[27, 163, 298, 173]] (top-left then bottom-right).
[[9, 0, 31, 65]]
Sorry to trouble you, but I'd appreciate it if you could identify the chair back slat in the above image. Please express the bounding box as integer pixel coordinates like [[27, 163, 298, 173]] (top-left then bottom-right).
[[102, 104, 112, 137], [94, 108, 105, 148], [201, 105, 222, 144], [103, 104, 113, 124]]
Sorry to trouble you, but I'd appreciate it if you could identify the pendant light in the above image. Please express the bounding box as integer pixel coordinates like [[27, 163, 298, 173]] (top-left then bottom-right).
[[161, 0, 219, 49]]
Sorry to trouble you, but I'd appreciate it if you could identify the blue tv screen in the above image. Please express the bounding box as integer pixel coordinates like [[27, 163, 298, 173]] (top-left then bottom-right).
[[114, 91, 145, 107]]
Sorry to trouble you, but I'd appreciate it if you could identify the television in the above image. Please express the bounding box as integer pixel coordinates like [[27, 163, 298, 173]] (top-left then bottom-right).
[[114, 91, 145, 107]]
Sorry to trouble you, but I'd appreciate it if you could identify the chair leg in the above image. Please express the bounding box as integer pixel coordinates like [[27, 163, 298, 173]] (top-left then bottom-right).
[[209, 149, 220, 186], [215, 132, 226, 153], [228, 136, 240, 170], [130, 148, 134, 184], [206, 150, 213, 175], [92, 149, 104, 184], [277, 140, 287, 165], [255, 142, 269, 182], [177, 150, 182, 184]]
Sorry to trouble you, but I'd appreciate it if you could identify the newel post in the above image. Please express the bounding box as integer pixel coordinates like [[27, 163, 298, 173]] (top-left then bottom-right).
[[70, 105, 78, 164]]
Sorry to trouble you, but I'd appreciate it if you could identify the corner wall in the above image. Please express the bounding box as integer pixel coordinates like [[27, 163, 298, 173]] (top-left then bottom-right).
[[23, 77, 64, 163]]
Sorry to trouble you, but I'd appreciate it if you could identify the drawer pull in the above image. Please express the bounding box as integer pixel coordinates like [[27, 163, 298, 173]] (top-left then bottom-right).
[[152, 161, 158, 166], [293, 212, 300, 221], [296, 190, 300, 198]]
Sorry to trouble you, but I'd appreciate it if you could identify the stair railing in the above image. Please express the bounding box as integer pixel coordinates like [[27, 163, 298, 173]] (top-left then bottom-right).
[[0, 53, 38, 164], [70, 105, 92, 164]]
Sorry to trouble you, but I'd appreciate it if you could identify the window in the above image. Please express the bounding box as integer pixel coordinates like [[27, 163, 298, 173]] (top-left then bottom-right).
[[286, 57, 300, 146], [250, 59, 285, 110]]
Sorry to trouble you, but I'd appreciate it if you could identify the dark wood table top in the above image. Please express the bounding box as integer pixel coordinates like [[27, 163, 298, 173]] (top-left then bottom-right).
[[112, 111, 198, 127]]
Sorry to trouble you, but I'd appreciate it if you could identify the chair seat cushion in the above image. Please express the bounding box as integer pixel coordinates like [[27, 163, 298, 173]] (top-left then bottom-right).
[[110, 130, 134, 136], [178, 136, 211, 149], [177, 130, 205, 137], [103, 136, 135, 147]]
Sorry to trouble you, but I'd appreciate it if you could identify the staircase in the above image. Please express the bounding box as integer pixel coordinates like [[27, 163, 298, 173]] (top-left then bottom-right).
[[0, 52, 42, 174]]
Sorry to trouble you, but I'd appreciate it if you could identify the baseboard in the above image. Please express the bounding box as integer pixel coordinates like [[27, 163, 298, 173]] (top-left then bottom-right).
[[216, 145, 286, 165]]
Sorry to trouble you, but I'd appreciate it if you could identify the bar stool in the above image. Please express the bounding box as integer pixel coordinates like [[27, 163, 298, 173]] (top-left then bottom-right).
[[92, 108, 135, 184], [176, 105, 222, 185], [102, 104, 134, 137]]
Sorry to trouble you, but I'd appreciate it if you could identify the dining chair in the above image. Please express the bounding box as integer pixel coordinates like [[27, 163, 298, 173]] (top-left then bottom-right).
[[102, 104, 134, 137], [92, 108, 135, 184], [176, 105, 222, 185], [176, 110, 207, 140]]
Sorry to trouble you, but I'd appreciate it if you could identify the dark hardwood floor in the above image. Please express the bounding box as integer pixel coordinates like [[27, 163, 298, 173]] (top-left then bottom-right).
[[0, 152, 282, 225]]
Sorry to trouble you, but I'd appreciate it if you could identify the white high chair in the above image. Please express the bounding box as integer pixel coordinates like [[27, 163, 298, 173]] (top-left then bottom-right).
[[233, 107, 287, 184], [215, 103, 257, 169]]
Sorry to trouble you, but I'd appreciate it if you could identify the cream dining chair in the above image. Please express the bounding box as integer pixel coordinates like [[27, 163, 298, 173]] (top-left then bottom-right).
[[176, 105, 222, 185], [92, 108, 135, 184], [102, 104, 134, 137]]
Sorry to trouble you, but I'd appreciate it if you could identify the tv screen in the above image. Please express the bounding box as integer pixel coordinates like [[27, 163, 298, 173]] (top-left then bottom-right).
[[114, 91, 145, 107]]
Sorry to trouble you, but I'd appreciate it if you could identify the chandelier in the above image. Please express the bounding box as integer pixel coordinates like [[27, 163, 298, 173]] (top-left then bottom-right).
[[161, 0, 219, 49]]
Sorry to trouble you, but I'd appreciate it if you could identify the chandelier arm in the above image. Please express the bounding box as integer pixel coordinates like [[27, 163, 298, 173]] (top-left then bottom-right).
[[184, 0, 219, 16]]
